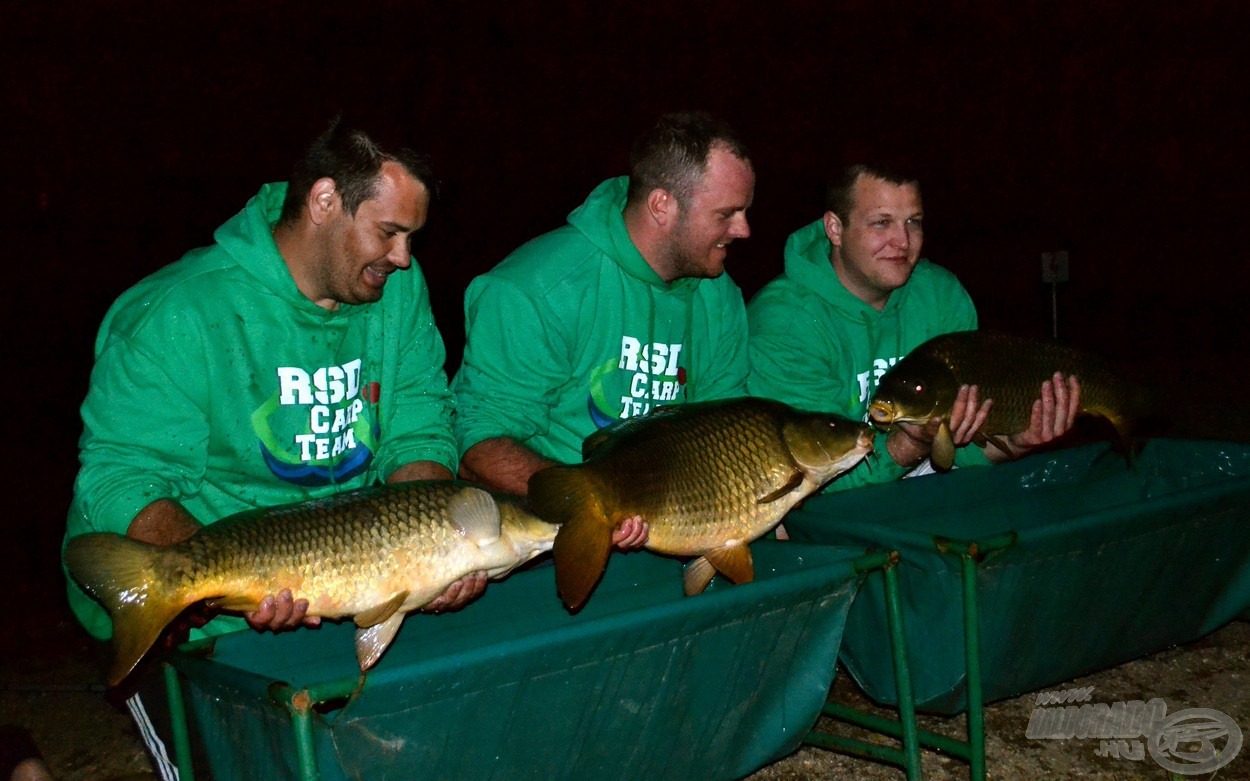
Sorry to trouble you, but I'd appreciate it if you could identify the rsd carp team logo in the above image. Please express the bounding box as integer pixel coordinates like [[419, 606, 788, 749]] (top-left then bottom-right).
[[251, 360, 379, 486], [586, 337, 688, 428]]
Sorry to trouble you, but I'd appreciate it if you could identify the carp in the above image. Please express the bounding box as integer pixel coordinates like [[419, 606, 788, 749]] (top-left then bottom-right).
[[528, 397, 874, 610], [868, 330, 1146, 469], [64, 481, 559, 686]]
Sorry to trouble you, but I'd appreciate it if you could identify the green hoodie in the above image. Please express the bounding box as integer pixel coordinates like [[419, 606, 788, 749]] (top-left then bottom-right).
[[65, 182, 457, 641], [452, 176, 749, 464], [747, 219, 988, 491]]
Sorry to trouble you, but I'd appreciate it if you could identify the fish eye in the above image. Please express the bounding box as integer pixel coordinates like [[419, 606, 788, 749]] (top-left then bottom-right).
[[913, 383, 924, 393]]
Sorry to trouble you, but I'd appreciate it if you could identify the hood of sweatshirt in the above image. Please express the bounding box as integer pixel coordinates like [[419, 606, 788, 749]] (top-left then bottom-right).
[[567, 176, 699, 300], [213, 182, 365, 320], [782, 218, 929, 323]]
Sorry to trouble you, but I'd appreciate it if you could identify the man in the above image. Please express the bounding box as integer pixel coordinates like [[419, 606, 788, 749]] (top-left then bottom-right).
[[452, 111, 754, 546], [748, 163, 1079, 492], [64, 119, 472, 777]]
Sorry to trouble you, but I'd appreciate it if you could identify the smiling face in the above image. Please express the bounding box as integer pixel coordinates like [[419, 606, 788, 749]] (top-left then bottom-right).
[[825, 174, 923, 311], [310, 161, 430, 309], [659, 145, 754, 282]]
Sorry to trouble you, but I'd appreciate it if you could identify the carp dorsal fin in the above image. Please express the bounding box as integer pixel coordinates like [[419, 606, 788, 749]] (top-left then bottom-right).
[[447, 486, 502, 545], [703, 542, 754, 586], [757, 470, 804, 504], [581, 405, 682, 459], [355, 590, 408, 628], [932, 421, 956, 471], [683, 556, 718, 596], [355, 609, 406, 671]]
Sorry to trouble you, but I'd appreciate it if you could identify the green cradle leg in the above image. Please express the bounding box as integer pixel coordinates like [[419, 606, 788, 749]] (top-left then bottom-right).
[[884, 557, 923, 777], [961, 549, 986, 781], [934, 533, 1015, 781], [803, 551, 924, 780], [164, 663, 195, 781], [269, 683, 320, 781]]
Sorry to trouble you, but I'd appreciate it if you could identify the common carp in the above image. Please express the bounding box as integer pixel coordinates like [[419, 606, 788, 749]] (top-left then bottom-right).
[[528, 397, 874, 610], [868, 330, 1146, 470], [64, 481, 560, 686]]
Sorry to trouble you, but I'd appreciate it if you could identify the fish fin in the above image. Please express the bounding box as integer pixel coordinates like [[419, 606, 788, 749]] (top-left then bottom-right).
[[355, 610, 406, 671], [581, 429, 614, 460], [703, 542, 754, 586], [64, 533, 189, 687], [354, 591, 409, 628], [683, 557, 718, 596], [531, 467, 613, 610], [981, 433, 1012, 459], [932, 422, 956, 471], [206, 595, 262, 612], [581, 405, 683, 459], [757, 470, 804, 504], [447, 485, 502, 544]]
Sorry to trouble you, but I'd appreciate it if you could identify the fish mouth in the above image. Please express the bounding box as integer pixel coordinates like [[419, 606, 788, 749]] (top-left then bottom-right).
[[868, 401, 897, 425]]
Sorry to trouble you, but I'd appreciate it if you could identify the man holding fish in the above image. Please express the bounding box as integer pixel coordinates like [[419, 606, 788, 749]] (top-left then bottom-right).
[[63, 119, 477, 778], [453, 111, 757, 547], [747, 163, 1081, 490]]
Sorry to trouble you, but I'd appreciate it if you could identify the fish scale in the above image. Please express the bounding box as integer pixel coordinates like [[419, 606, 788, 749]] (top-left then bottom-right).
[[869, 330, 1148, 470], [65, 481, 560, 686], [529, 397, 875, 609], [922, 331, 1134, 431]]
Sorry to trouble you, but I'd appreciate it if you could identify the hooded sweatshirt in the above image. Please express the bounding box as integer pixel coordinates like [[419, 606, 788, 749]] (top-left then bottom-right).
[[452, 176, 749, 465], [65, 182, 457, 641], [747, 218, 988, 491]]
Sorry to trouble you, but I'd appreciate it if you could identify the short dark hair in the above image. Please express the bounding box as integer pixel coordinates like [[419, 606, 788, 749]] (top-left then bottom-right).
[[279, 117, 439, 225], [824, 163, 921, 224], [626, 111, 750, 206]]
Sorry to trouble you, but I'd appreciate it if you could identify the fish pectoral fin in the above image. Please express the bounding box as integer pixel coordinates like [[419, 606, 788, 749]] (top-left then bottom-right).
[[354, 611, 406, 672], [931, 421, 956, 471], [683, 557, 718, 596], [757, 470, 804, 504], [447, 486, 502, 544], [354, 591, 409, 628], [981, 433, 1012, 458], [208, 595, 261, 612], [703, 542, 754, 586]]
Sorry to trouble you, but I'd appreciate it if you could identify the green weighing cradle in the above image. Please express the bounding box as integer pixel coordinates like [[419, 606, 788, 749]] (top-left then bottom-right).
[[790, 438, 1250, 779], [162, 541, 888, 780]]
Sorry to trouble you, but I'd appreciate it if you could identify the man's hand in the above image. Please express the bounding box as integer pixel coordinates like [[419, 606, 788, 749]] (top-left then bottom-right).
[[948, 384, 992, 446], [244, 589, 321, 632], [612, 516, 650, 551], [421, 572, 489, 613], [984, 373, 1081, 463], [886, 385, 991, 467]]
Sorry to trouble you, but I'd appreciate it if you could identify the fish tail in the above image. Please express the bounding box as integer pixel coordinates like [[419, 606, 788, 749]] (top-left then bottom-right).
[[64, 533, 189, 686], [529, 467, 614, 610]]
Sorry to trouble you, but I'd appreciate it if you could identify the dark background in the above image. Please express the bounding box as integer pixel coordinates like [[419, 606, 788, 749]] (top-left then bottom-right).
[[4, 2, 1248, 590]]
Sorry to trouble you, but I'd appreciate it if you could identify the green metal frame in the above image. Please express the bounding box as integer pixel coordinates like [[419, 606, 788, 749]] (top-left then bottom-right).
[[803, 533, 1015, 780]]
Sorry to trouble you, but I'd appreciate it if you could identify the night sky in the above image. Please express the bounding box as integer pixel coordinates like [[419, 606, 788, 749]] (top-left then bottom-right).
[[5, 2, 1248, 583]]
